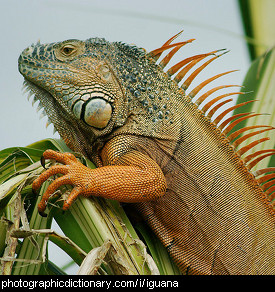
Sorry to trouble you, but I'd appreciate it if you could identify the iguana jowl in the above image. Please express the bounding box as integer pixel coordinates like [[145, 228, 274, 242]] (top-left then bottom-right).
[[18, 32, 275, 274]]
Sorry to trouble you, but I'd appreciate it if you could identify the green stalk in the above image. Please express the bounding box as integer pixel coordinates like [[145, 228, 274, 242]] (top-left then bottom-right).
[[53, 196, 156, 275]]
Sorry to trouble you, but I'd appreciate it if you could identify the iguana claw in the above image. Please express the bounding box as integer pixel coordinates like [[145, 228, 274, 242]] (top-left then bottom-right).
[[33, 149, 85, 215], [40, 155, 47, 169], [38, 210, 48, 218]]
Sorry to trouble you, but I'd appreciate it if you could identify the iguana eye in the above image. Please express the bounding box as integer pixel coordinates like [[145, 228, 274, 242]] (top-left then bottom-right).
[[61, 45, 76, 56]]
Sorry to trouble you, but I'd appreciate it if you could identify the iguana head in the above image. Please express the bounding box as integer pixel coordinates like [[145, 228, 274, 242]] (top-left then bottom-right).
[[18, 37, 176, 157]]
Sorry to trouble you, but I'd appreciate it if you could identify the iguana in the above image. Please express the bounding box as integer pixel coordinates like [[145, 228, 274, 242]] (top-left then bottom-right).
[[18, 32, 275, 274]]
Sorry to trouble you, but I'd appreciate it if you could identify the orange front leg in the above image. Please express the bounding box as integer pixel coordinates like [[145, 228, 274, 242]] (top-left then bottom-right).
[[33, 149, 166, 216]]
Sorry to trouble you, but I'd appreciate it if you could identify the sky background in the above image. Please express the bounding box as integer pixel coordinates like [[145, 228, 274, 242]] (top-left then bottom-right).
[[0, 0, 250, 274]]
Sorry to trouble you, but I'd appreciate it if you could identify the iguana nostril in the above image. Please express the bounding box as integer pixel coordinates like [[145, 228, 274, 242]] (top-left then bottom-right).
[[22, 46, 35, 56]]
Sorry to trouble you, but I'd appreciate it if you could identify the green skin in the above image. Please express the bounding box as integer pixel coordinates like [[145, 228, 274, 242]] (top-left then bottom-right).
[[18, 37, 275, 274]]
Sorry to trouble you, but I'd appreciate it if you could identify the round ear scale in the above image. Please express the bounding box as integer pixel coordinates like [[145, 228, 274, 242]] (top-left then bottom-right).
[[83, 98, 112, 129]]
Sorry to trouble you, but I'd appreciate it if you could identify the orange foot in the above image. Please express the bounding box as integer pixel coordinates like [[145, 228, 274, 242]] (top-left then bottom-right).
[[33, 149, 167, 217], [33, 149, 93, 217]]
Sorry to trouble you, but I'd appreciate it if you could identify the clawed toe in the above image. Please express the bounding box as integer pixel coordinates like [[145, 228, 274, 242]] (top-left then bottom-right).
[[38, 210, 48, 217], [33, 150, 88, 216], [40, 155, 48, 169]]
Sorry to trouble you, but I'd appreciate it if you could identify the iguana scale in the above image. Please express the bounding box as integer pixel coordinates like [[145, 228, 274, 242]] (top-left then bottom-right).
[[18, 32, 275, 274]]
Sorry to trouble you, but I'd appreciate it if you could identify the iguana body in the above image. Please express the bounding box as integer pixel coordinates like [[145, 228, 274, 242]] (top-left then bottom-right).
[[18, 33, 275, 274]]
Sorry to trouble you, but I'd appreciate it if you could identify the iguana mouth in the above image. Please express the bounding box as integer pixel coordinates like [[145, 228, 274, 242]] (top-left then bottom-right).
[[19, 60, 62, 72]]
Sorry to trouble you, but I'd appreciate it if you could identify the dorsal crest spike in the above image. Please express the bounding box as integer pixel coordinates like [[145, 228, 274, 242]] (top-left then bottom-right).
[[148, 30, 187, 61], [207, 99, 233, 119], [158, 39, 195, 68], [257, 173, 275, 184], [173, 57, 205, 84], [227, 125, 271, 142], [173, 49, 227, 85], [266, 185, 275, 197], [254, 167, 275, 177], [161, 30, 184, 47], [237, 137, 270, 157], [167, 50, 219, 77], [159, 43, 187, 69], [246, 151, 275, 168], [189, 70, 238, 98], [222, 113, 264, 135], [213, 100, 257, 126], [261, 180, 275, 191], [148, 40, 194, 61], [202, 91, 243, 115], [247, 152, 275, 170], [232, 127, 274, 148], [165, 30, 184, 43], [195, 85, 242, 106], [219, 113, 249, 133], [181, 49, 228, 90]]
